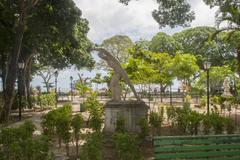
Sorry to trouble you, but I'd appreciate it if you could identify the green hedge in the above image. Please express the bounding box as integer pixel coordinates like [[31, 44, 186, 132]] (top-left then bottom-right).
[[0, 121, 52, 160], [39, 93, 56, 109]]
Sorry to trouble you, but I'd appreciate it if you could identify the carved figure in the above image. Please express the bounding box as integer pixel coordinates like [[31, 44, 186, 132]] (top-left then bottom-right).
[[222, 77, 232, 97], [94, 47, 140, 101]]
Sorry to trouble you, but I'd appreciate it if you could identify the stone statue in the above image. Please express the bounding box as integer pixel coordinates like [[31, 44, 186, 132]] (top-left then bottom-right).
[[94, 46, 140, 101], [222, 77, 232, 97]]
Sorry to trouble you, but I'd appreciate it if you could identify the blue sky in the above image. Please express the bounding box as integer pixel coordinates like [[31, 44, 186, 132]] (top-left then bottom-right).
[[31, 0, 217, 91]]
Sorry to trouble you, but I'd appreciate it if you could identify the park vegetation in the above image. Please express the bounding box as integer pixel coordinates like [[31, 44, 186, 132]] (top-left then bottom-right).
[[0, 0, 240, 159]]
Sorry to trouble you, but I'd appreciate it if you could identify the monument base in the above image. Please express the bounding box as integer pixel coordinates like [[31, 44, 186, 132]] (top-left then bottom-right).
[[104, 100, 149, 133]]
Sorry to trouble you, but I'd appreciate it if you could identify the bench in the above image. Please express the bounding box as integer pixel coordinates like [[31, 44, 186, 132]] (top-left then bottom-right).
[[154, 135, 240, 160]]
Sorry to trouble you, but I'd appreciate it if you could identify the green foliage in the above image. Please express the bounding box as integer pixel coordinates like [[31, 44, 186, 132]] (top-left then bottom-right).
[[200, 96, 207, 108], [186, 111, 202, 135], [76, 82, 90, 98], [113, 133, 143, 160], [172, 106, 203, 135], [149, 108, 164, 135], [80, 132, 103, 160], [138, 118, 150, 139], [211, 112, 225, 134], [166, 107, 177, 122], [0, 121, 52, 160], [80, 102, 88, 112], [149, 32, 182, 55], [115, 115, 126, 133], [194, 66, 235, 96], [42, 103, 72, 137], [172, 52, 199, 81], [224, 117, 235, 134], [165, 105, 238, 135], [42, 104, 72, 155], [38, 93, 56, 109], [86, 92, 104, 131], [175, 107, 191, 134], [203, 0, 240, 29], [71, 114, 83, 157], [202, 114, 211, 135], [71, 114, 83, 135], [101, 35, 134, 66], [89, 108, 103, 132], [173, 27, 235, 66]]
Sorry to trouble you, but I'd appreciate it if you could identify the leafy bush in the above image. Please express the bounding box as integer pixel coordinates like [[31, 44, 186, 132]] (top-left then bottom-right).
[[186, 111, 202, 135], [71, 114, 84, 157], [85, 92, 103, 131], [42, 103, 72, 149], [165, 105, 237, 135], [138, 118, 149, 139], [38, 93, 56, 109], [115, 115, 125, 133], [200, 96, 207, 108], [80, 102, 88, 112], [80, 132, 103, 160], [166, 106, 177, 122], [149, 110, 164, 136], [202, 114, 211, 135], [89, 108, 103, 131], [113, 133, 143, 160], [175, 107, 190, 134], [56, 116, 71, 156], [224, 117, 235, 134], [41, 109, 58, 136], [0, 121, 52, 160], [210, 112, 225, 135]]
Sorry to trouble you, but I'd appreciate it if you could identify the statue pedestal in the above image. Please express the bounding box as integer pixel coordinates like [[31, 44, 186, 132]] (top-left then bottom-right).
[[104, 101, 149, 133]]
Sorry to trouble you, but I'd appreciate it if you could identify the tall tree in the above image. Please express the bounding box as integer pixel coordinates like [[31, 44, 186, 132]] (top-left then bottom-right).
[[173, 27, 235, 67], [0, 0, 93, 122], [171, 53, 199, 93], [99, 35, 134, 69], [0, 0, 40, 122], [149, 32, 182, 55]]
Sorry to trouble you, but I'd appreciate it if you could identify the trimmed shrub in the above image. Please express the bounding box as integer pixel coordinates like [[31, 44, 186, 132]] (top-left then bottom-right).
[[80, 132, 103, 160], [138, 118, 150, 139], [113, 133, 143, 160], [0, 121, 52, 160], [71, 114, 84, 157]]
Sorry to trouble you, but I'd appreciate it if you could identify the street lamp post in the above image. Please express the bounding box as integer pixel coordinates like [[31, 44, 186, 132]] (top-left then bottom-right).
[[148, 80, 151, 107], [54, 71, 59, 108], [70, 76, 73, 102], [203, 61, 211, 114], [18, 62, 25, 120], [169, 70, 173, 106], [170, 84, 173, 106], [0, 69, 2, 92]]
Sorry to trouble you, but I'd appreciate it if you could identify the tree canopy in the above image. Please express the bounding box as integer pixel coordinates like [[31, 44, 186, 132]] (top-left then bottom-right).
[[149, 32, 182, 55]]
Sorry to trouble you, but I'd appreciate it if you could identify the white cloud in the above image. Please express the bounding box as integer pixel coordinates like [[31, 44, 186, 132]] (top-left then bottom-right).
[[190, 0, 217, 27], [74, 0, 217, 43], [74, 0, 159, 42]]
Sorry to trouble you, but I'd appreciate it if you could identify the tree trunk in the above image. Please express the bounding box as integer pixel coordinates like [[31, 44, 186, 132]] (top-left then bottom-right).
[[0, 1, 26, 123], [75, 133, 79, 157], [25, 57, 33, 108], [66, 143, 69, 157], [160, 84, 163, 103], [0, 54, 6, 98], [18, 68, 26, 109], [237, 45, 240, 76], [21, 50, 34, 109]]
